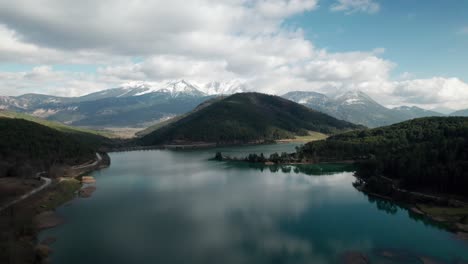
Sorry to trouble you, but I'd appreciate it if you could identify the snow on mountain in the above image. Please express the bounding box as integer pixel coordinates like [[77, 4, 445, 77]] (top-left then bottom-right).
[[157, 80, 206, 97], [282, 91, 332, 108], [334, 90, 375, 106], [129, 79, 249, 97], [202, 80, 250, 95], [85, 80, 206, 99], [117, 81, 152, 97]]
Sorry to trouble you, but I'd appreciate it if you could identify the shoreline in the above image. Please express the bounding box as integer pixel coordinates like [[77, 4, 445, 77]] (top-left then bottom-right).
[[0, 152, 110, 264], [108, 140, 290, 152], [351, 174, 468, 239], [216, 156, 468, 239]]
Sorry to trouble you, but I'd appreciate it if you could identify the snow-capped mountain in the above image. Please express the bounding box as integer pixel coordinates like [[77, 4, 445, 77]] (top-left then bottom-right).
[[79, 81, 154, 101], [202, 80, 250, 95], [156, 80, 207, 97], [0, 79, 252, 128], [283, 90, 444, 128], [2, 81, 446, 129], [282, 91, 332, 108], [334, 90, 375, 106], [130, 79, 249, 97], [79, 79, 248, 100]]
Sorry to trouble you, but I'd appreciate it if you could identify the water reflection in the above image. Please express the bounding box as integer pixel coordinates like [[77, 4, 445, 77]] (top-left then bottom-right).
[[367, 196, 398, 215], [226, 162, 355, 176], [40, 150, 468, 264]]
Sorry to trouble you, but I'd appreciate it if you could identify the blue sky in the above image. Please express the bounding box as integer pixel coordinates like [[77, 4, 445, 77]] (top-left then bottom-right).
[[0, 0, 467, 110], [288, 0, 468, 81]]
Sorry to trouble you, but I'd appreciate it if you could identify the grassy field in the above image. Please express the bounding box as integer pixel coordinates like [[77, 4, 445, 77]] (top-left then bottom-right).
[[38, 178, 81, 210], [417, 204, 468, 225], [276, 131, 328, 143]]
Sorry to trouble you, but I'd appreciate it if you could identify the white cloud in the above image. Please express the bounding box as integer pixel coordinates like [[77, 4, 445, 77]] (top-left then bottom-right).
[[0, 24, 130, 65], [0, 0, 318, 55], [0, 0, 467, 111], [254, 0, 319, 18], [0, 66, 115, 97], [391, 77, 468, 110], [330, 0, 380, 14]]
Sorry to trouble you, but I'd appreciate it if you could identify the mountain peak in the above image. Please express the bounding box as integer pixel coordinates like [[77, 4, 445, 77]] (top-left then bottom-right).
[[282, 91, 330, 105], [202, 80, 249, 95], [160, 80, 206, 97], [335, 90, 376, 106]]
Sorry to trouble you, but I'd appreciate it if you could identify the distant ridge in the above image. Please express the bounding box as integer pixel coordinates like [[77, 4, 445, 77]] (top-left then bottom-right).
[[450, 108, 468, 117], [283, 90, 445, 128], [0, 80, 248, 128]]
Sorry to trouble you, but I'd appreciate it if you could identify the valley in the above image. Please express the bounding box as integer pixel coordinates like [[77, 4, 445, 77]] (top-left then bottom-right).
[[1, 80, 458, 133], [1, 89, 468, 264], [2, 2, 468, 263]]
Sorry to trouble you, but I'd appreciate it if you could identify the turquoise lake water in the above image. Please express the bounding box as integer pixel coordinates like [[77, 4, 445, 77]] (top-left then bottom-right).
[[40, 143, 468, 263]]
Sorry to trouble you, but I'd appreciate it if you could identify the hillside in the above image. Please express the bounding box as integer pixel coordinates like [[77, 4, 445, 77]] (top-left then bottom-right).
[[0, 118, 100, 178], [0, 110, 112, 147], [298, 117, 468, 196], [135, 96, 226, 137], [140, 93, 362, 145]]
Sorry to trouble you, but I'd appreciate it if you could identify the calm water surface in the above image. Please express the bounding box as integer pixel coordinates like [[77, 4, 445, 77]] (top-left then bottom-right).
[[40, 143, 468, 263]]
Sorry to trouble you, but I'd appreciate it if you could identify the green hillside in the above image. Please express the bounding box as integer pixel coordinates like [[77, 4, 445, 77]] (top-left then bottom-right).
[[0, 118, 100, 178], [299, 117, 468, 196], [0, 110, 113, 147], [136, 96, 225, 137], [140, 93, 362, 145]]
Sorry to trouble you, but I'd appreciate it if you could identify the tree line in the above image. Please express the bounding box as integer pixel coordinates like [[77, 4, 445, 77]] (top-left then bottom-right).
[[299, 117, 468, 196]]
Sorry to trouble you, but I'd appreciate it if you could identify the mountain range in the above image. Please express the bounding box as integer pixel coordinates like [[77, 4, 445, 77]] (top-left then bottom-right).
[[0, 80, 249, 128], [1, 79, 464, 130], [450, 109, 468, 117], [282, 90, 445, 128]]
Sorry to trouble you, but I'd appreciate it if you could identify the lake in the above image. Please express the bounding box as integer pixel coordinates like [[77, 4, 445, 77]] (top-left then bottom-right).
[[40, 143, 468, 263]]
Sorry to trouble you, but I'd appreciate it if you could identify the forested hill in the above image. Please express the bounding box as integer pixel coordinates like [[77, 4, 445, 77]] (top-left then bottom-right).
[[299, 117, 468, 196], [0, 110, 112, 147], [140, 93, 363, 145], [0, 118, 104, 178]]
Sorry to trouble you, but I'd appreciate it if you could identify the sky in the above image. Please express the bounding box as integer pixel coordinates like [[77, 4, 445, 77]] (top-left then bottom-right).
[[0, 0, 467, 111]]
